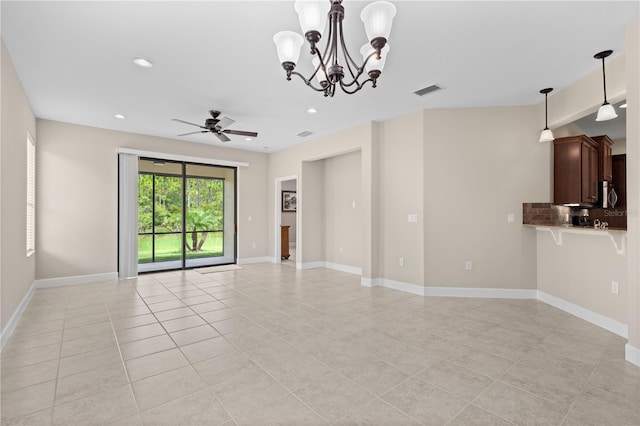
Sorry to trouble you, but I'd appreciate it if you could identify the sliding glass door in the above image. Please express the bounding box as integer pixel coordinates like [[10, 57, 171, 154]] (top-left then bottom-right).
[[137, 159, 236, 273]]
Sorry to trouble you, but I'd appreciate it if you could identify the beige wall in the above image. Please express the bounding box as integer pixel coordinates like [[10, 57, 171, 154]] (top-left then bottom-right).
[[35, 120, 269, 280], [324, 150, 362, 268], [1, 40, 37, 332], [268, 123, 373, 272], [537, 231, 627, 323], [300, 160, 325, 263], [423, 106, 543, 290], [625, 17, 639, 351], [377, 111, 424, 285]]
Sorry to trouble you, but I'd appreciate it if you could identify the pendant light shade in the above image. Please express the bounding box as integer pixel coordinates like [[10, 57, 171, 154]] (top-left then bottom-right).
[[539, 129, 554, 143], [539, 88, 554, 142], [594, 50, 617, 122], [596, 103, 618, 121]]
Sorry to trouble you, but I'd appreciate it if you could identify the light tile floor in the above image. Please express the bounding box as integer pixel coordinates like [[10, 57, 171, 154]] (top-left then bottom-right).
[[1, 264, 639, 425]]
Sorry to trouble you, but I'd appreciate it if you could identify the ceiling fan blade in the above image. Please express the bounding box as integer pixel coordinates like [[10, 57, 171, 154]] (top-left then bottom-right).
[[216, 117, 235, 129], [214, 132, 231, 142], [223, 129, 258, 138], [172, 118, 205, 129], [178, 130, 208, 136]]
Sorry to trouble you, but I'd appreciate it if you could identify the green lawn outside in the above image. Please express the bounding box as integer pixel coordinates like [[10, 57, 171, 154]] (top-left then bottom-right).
[[138, 232, 224, 263]]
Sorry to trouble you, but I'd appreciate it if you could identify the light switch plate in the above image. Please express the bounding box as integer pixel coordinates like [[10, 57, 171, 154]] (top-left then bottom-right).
[[408, 214, 418, 223], [507, 213, 515, 224]]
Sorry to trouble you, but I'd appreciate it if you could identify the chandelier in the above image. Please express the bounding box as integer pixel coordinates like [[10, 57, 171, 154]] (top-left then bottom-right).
[[273, 0, 397, 97]]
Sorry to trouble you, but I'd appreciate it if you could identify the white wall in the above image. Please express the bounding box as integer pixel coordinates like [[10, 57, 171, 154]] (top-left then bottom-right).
[[35, 119, 269, 280], [1, 40, 37, 333]]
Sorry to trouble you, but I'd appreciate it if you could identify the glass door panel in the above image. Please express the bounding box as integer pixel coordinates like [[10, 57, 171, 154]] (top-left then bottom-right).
[[185, 164, 236, 268], [138, 159, 236, 272]]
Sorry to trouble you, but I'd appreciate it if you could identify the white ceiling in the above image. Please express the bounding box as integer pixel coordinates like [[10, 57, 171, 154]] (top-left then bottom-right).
[[1, 1, 637, 153]]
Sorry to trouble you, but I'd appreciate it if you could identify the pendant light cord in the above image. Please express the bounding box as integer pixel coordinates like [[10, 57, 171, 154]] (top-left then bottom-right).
[[601, 57, 608, 104], [544, 93, 549, 130]]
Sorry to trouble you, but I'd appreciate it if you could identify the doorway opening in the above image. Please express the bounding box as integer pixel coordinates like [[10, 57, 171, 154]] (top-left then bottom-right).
[[275, 176, 298, 266], [137, 158, 236, 273]]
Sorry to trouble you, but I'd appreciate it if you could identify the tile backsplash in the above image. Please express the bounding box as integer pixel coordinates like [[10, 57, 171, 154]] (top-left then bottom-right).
[[522, 203, 571, 226]]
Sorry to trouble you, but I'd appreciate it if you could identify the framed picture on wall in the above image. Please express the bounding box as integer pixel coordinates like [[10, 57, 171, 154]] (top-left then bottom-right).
[[282, 191, 297, 212]]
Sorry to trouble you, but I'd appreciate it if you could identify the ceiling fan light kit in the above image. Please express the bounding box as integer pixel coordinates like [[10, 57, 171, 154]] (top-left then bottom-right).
[[273, 0, 396, 97], [594, 49, 618, 122]]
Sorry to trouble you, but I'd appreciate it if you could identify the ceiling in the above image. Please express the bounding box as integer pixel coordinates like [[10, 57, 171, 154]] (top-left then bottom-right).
[[1, 1, 637, 153]]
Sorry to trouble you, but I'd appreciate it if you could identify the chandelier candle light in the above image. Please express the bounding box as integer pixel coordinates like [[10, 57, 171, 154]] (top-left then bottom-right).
[[273, 0, 396, 97]]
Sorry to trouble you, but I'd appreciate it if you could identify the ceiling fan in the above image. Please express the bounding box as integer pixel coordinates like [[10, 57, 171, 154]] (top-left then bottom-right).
[[172, 110, 258, 142]]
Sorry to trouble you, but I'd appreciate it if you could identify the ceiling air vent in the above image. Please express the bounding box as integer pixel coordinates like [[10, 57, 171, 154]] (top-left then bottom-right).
[[414, 84, 442, 97], [297, 131, 314, 137]]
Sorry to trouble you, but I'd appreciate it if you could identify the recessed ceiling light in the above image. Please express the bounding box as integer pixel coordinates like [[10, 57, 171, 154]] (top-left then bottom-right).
[[133, 57, 153, 68], [619, 103, 627, 109], [245, 137, 253, 141], [307, 107, 318, 114], [114, 114, 126, 119]]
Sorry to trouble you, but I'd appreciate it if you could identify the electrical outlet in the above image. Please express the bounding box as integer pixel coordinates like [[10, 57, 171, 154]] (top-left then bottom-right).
[[611, 281, 619, 295], [339, 247, 343, 253], [399, 257, 405, 266], [465, 261, 473, 270], [252, 242, 256, 249]]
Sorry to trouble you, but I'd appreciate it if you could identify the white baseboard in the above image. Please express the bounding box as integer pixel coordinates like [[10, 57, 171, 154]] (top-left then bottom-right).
[[297, 261, 361, 275], [298, 261, 326, 270], [360, 277, 537, 300], [425, 286, 538, 299], [537, 291, 628, 338], [238, 256, 274, 265], [324, 262, 362, 276], [33, 272, 118, 289], [379, 278, 426, 296], [625, 344, 640, 367], [1, 281, 36, 350], [360, 277, 380, 287]]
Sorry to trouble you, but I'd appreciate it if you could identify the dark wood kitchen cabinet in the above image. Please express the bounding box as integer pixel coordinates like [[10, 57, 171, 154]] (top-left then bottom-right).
[[553, 135, 599, 205], [591, 135, 613, 182]]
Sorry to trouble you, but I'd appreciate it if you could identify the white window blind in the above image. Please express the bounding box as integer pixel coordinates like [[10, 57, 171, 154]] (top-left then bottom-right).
[[26, 133, 36, 256]]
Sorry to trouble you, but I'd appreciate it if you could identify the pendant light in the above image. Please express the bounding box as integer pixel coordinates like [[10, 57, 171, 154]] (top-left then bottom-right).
[[539, 88, 554, 142], [594, 50, 618, 122]]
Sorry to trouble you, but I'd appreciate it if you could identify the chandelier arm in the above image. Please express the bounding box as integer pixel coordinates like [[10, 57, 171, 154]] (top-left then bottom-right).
[[310, 47, 330, 84], [342, 50, 379, 88], [339, 76, 375, 95], [321, 16, 334, 62], [289, 71, 332, 93], [338, 28, 365, 81]]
